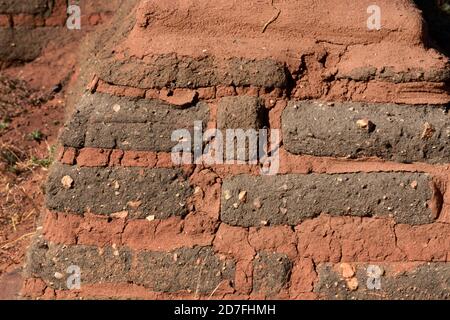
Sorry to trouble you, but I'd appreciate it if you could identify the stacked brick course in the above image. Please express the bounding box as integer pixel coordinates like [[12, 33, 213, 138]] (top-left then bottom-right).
[[0, 0, 119, 67], [22, 0, 450, 299]]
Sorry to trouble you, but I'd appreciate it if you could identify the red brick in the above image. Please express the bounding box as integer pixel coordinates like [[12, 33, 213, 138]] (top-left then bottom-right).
[[216, 86, 236, 97], [197, 87, 216, 100], [159, 88, 198, 107], [395, 223, 450, 262], [0, 14, 11, 27], [122, 217, 214, 251], [76, 148, 110, 167], [295, 215, 403, 263], [122, 151, 157, 167], [289, 258, 317, 295], [248, 225, 298, 259], [145, 89, 160, 99], [97, 81, 145, 98], [12, 14, 36, 26], [109, 149, 124, 166], [21, 278, 47, 298], [77, 214, 125, 247], [234, 260, 253, 294], [43, 211, 81, 245], [213, 223, 255, 260], [60, 147, 77, 165]]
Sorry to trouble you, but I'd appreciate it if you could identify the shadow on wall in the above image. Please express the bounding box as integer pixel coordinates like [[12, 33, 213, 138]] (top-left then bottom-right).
[[414, 0, 450, 57]]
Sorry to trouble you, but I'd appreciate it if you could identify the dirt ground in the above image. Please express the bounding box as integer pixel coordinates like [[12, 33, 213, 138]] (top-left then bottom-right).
[[0, 40, 80, 298]]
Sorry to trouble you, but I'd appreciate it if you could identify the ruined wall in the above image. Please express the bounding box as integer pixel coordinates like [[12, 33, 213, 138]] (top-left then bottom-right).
[[21, 0, 450, 299], [0, 0, 120, 67]]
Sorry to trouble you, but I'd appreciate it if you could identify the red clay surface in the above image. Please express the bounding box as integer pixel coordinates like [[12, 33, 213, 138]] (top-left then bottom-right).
[[1, 0, 450, 300], [0, 38, 79, 299]]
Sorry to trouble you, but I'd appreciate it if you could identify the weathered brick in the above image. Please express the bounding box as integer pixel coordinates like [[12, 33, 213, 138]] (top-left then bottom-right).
[[221, 173, 438, 226], [290, 258, 317, 295], [217, 96, 267, 130], [26, 239, 132, 290], [296, 215, 401, 263], [197, 87, 216, 100], [96, 82, 146, 98], [158, 88, 198, 107], [62, 93, 209, 152], [60, 147, 76, 165], [76, 148, 110, 167], [0, 28, 58, 62], [248, 226, 297, 259], [133, 247, 235, 293], [253, 252, 292, 296], [46, 163, 192, 219], [0, 0, 49, 14], [217, 96, 267, 162], [336, 65, 450, 83], [121, 151, 157, 167], [121, 215, 216, 251], [315, 263, 450, 300], [282, 101, 450, 163], [0, 14, 10, 27], [213, 224, 255, 260], [98, 54, 291, 89], [109, 149, 124, 166]]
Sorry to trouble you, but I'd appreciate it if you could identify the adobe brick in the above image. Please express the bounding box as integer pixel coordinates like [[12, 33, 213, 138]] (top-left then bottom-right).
[[282, 101, 450, 163], [221, 173, 438, 226], [46, 163, 192, 219]]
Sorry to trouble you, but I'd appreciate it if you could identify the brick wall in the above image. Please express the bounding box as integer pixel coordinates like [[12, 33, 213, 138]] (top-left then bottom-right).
[[22, 0, 450, 299], [0, 0, 120, 67]]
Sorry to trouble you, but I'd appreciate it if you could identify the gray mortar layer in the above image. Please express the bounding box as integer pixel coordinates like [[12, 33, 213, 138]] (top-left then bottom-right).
[[282, 101, 450, 164], [26, 237, 133, 289], [253, 252, 292, 296], [97, 54, 292, 89], [60, 93, 209, 152], [336, 66, 450, 83], [133, 247, 235, 293], [220, 173, 437, 226], [0, 0, 49, 14], [26, 238, 235, 293], [315, 263, 450, 300], [46, 163, 192, 219]]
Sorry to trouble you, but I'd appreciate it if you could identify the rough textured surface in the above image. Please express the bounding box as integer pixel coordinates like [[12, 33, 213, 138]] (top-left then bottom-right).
[[315, 263, 450, 300], [282, 101, 450, 163], [13, 0, 450, 301], [98, 55, 291, 89], [221, 173, 438, 226], [217, 96, 267, 130], [0, 28, 59, 62], [134, 247, 235, 293], [26, 240, 235, 294], [336, 65, 450, 83], [0, 0, 49, 14], [253, 252, 292, 296], [60, 93, 209, 151], [46, 164, 192, 218], [26, 238, 132, 290], [217, 96, 267, 162]]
